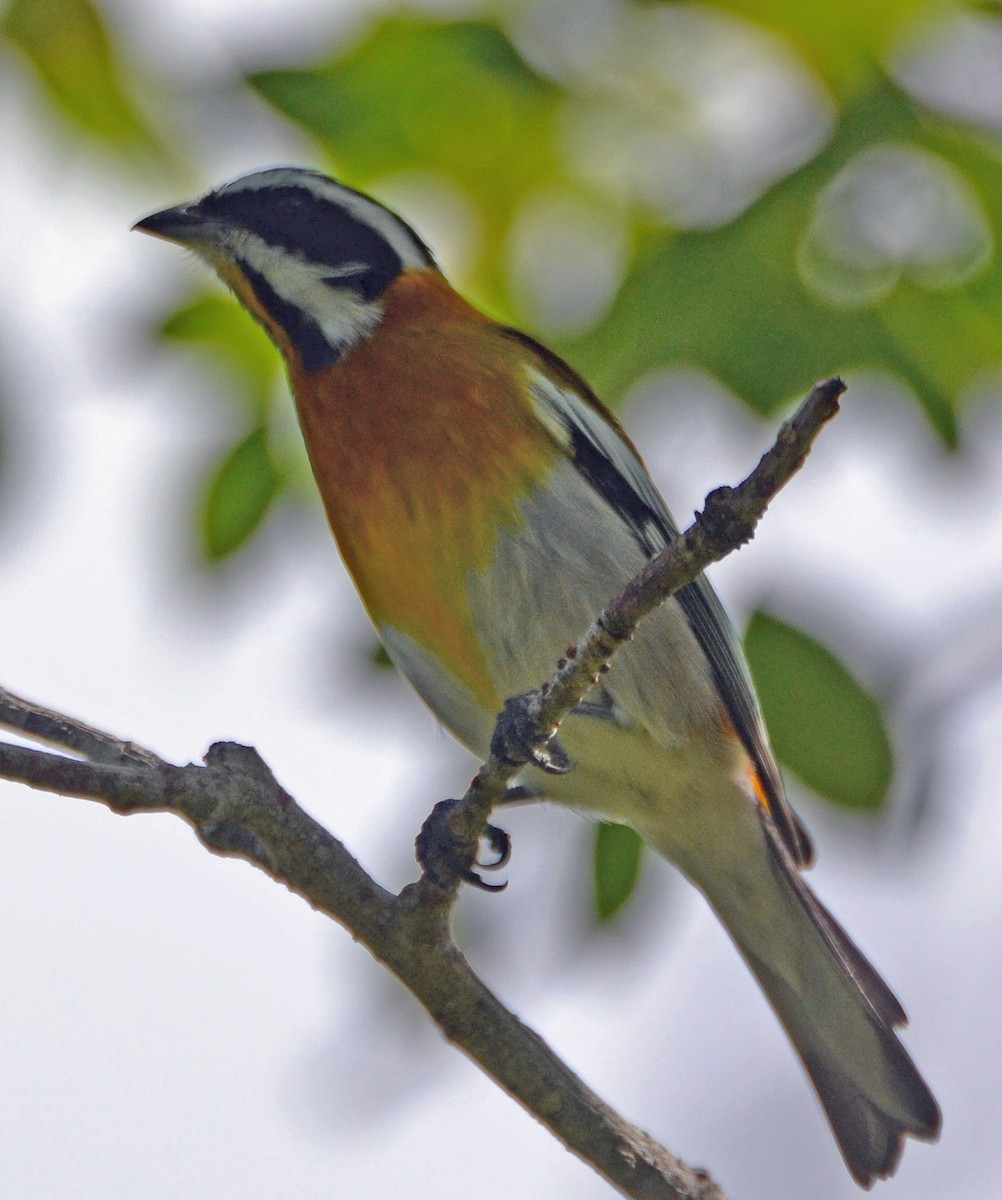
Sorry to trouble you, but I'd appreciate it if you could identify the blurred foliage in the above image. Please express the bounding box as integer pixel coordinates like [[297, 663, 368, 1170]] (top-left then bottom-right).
[[744, 610, 894, 811], [160, 294, 283, 418], [5, 0, 1001, 910], [711, 0, 932, 92], [570, 78, 1002, 445], [240, 8, 1002, 451], [250, 18, 560, 287], [371, 642, 395, 669], [593, 821, 644, 922], [2, 0, 163, 156]]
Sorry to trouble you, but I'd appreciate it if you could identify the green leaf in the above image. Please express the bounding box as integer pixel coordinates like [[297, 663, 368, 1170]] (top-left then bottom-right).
[[3, 0, 161, 153], [593, 821, 644, 921], [160, 294, 281, 414], [202, 428, 282, 560], [743, 611, 893, 812], [371, 641, 394, 669], [249, 19, 556, 181]]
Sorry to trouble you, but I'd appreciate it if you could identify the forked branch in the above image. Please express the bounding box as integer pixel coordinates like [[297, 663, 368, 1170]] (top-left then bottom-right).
[[0, 378, 843, 1200]]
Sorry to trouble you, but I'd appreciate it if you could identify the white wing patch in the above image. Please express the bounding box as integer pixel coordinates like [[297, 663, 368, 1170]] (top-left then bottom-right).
[[524, 367, 675, 556]]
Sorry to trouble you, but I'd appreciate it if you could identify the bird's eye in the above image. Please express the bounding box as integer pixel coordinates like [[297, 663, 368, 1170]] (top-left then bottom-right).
[[322, 266, 387, 303], [321, 267, 367, 293]]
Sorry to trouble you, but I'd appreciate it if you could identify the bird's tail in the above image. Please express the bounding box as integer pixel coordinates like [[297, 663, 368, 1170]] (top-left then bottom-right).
[[655, 813, 941, 1186]]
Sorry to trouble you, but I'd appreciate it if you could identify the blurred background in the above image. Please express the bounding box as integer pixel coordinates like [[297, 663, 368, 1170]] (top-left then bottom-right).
[[0, 0, 999, 1195]]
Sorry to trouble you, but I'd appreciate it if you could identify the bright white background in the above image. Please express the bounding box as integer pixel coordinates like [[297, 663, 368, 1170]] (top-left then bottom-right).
[[1, 2, 999, 1197]]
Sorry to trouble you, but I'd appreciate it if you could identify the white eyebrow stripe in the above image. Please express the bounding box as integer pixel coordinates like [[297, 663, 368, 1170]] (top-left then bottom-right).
[[217, 168, 433, 272]]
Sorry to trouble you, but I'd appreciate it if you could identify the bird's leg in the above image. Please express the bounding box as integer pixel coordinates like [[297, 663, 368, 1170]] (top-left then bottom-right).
[[415, 798, 510, 892]]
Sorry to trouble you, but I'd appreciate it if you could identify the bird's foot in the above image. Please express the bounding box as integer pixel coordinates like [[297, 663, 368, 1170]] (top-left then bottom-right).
[[416, 798, 511, 893], [490, 693, 573, 775]]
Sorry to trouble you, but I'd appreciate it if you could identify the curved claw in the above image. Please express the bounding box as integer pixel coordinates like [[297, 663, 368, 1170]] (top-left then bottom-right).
[[477, 823, 512, 870], [461, 868, 508, 893], [531, 734, 572, 775]]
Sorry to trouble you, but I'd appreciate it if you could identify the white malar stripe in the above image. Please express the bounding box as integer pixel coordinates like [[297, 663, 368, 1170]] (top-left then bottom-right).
[[231, 228, 384, 354]]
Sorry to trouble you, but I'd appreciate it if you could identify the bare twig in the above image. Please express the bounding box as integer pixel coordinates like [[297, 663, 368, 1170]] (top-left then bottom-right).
[[0, 379, 844, 1200], [0, 686, 161, 766]]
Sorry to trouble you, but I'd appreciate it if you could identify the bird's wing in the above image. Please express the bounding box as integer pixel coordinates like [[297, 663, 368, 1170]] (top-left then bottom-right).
[[505, 328, 811, 866]]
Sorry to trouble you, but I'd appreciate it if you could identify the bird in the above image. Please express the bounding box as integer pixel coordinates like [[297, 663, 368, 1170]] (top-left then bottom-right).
[[134, 166, 940, 1186]]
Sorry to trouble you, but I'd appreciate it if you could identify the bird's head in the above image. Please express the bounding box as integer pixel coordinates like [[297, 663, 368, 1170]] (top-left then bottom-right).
[[134, 167, 437, 369]]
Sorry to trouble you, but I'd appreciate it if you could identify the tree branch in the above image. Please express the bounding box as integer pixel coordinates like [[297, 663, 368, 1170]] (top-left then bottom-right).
[[0, 379, 843, 1200]]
